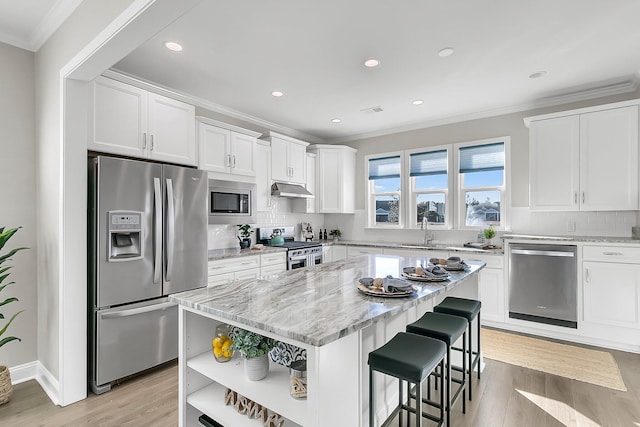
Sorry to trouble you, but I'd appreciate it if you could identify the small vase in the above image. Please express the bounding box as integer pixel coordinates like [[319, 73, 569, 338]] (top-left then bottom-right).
[[244, 354, 269, 381]]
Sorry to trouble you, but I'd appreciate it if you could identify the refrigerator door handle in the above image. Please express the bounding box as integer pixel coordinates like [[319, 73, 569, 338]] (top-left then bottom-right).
[[101, 301, 176, 319], [166, 178, 175, 282], [153, 178, 162, 284], [153, 177, 162, 284]]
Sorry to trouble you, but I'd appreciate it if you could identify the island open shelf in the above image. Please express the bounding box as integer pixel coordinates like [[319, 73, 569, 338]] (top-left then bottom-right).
[[172, 254, 484, 426]]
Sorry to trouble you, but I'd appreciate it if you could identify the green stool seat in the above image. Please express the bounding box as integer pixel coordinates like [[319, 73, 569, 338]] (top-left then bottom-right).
[[406, 312, 467, 345], [434, 297, 481, 322], [435, 296, 482, 402], [407, 311, 468, 427], [368, 332, 446, 427]]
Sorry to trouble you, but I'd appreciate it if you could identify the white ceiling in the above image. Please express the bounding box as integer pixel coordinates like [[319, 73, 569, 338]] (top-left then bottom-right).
[[0, 0, 81, 51], [2, 0, 640, 142]]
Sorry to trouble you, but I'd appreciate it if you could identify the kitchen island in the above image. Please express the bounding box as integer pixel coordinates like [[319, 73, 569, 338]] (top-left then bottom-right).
[[170, 253, 485, 427]]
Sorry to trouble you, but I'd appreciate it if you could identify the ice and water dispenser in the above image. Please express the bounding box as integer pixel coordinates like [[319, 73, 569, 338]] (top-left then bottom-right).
[[108, 211, 143, 261]]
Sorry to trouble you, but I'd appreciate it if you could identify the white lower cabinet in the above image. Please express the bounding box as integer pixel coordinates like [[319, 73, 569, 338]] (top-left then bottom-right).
[[464, 253, 505, 324], [322, 245, 347, 263], [583, 245, 640, 330], [180, 309, 305, 427], [346, 246, 380, 258], [261, 252, 287, 278]]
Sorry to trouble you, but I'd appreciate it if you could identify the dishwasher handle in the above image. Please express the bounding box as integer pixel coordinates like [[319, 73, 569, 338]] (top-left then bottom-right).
[[511, 249, 575, 257]]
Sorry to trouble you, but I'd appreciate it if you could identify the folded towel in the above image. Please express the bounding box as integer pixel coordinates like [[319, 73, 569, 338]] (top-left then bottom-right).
[[383, 276, 413, 293]]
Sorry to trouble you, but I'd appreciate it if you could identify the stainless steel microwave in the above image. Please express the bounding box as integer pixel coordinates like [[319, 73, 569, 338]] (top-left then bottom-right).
[[208, 179, 256, 224]]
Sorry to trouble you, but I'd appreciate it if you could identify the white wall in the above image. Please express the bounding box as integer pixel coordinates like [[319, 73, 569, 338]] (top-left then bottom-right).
[[0, 42, 37, 369]]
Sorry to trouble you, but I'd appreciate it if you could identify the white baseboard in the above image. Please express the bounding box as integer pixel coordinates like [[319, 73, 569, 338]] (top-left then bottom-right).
[[9, 360, 60, 405]]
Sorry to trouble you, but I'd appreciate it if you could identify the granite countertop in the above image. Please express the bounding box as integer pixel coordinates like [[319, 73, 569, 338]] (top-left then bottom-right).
[[322, 239, 504, 255], [502, 234, 640, 244], [208, 246, 287, 261], [171, 254, 484, 347]]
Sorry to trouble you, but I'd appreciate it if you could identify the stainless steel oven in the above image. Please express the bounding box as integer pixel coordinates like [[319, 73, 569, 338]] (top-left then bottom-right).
[[288, 246, 323, 270]]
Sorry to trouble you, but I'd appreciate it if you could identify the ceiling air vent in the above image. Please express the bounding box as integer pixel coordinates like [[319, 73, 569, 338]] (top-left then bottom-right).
[[360, 106, 384, 114]]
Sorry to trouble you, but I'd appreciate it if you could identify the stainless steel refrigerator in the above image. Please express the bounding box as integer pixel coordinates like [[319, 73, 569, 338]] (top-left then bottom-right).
[[88, 156, 207, 394]]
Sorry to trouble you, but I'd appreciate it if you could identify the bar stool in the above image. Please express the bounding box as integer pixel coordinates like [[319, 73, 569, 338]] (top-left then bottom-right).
[[368, 332, 446, 427], [434, 297, 481, 401], [406, 312, 467, 427]]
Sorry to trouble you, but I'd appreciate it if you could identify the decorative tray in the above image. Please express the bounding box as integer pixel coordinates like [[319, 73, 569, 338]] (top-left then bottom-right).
[[357, 277, 418, 298]]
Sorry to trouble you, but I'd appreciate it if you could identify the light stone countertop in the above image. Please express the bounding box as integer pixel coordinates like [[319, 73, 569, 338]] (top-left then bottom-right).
[[502, 234, 640, 244], [323, 239, 504, 255], [208, 246, 287, 261], [171, 254, 484, 347]]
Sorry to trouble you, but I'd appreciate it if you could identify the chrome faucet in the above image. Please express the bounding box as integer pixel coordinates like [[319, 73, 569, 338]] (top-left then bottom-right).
[[421, 216, 433, 245]]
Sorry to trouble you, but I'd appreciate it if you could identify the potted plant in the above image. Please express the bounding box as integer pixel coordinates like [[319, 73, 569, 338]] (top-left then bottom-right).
[[483, 226, 496, 246], [237, 224, 253, 249], [328, 228, 342, 242], [231, 328, 278, 381], [0, 227, 27, 405]]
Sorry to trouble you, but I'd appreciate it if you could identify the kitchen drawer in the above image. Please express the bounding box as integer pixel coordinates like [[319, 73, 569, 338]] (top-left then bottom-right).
[[462, 253, 504, 269], [208, 272, 234, 287], [583, 245, 640, 264], [208, 255, 260, 276], [347, 246, 381, 258], [261, 263, 286, 278], [261, 252, 286, 267]]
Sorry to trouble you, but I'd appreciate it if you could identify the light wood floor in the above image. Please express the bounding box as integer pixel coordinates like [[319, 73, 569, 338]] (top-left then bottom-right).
[[1, 341, 639, 427]]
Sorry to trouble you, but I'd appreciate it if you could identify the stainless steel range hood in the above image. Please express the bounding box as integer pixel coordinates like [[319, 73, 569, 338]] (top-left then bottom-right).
[[271, 182, 314, 198]]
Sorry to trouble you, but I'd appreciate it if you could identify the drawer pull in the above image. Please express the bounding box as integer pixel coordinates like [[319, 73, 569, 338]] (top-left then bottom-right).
[[602, 252, 624, 256]]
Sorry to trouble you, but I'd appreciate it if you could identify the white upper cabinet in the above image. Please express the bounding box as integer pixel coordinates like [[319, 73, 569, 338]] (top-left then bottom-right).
[[90, 76, 196, 166], [255, 140, 272, 212], [292, 153, 316, 213], [527, 102, 639, 211], [309, 144, 357, 214], [262, 132, 309, 185], [197, 118, 260, 177]]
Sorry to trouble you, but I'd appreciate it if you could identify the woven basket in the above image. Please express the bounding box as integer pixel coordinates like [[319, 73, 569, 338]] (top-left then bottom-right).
[[0, 365, 13, 405]]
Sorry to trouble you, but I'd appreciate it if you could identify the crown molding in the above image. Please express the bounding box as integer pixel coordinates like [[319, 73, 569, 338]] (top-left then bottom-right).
[[328, 76, 640, 144], [104, 69, 324, 144], [30, 0, 84, 51]]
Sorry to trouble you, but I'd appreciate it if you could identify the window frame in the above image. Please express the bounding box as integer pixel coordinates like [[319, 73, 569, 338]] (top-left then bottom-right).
[[454, 136, 511, 231], [405, 145, 453, 230], [365, 151, 404, 229]]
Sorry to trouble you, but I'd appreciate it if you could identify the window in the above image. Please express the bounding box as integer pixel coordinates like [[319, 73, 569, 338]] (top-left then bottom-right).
[[408, 147, 451, 228], [367, 154, 402, 227], [456, 139, 508, 229]]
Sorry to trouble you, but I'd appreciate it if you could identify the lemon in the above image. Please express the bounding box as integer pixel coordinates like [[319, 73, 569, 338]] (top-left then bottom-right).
[[212, 336, 224, 349], [213, 347, 223, 357]]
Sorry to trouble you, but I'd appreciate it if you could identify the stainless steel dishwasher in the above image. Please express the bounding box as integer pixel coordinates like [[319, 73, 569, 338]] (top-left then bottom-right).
[[508, 243, 578, 328]]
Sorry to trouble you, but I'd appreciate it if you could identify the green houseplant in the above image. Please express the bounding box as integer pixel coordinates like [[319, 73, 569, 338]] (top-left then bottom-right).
[[0, 226, 27, 405], [231, 328, 278, 381], [482, 226, 496, 246], [328, 228, 342, 241], [237, 224, 253, 249]]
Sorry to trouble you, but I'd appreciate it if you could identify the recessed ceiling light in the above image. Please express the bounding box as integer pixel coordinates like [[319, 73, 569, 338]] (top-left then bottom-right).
[[529, 71, 547, 79], [438, 47, 454, 57], [271, 91, 284, 97], [164, 41, 183, 52], [412, 99, 424, 105], [364, 58, 380, 68], [331, 118, 342, 123]]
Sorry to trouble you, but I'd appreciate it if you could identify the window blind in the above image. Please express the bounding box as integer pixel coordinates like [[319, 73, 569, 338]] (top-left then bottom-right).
[[368, 156, 401, 180], [459, 142, 504, 173], [410, 149, 447, 177]]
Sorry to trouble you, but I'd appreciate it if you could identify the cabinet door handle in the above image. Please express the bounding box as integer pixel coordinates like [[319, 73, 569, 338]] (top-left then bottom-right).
[[142, 133, 147, 150], [582, 192, 585, 204], [232, 155, 236, 168], [150, 135, 154, 151], [602, 252, 624, 256], [585, 268, 590, 283], [574, 192, 577, 204]]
